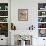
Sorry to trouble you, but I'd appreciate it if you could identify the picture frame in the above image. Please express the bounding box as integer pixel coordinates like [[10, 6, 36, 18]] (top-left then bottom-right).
[[11, 23, 16, 30], [18, 9, 28, 21]]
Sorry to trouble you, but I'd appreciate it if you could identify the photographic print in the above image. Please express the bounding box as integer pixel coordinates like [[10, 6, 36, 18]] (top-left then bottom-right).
[[18, 9, 28, 21]]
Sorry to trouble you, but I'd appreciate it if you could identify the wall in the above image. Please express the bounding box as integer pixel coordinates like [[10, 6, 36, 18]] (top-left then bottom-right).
[[11, 0, 46, 46], [11, 0, 38, 30], [11, 0, 46, 30]]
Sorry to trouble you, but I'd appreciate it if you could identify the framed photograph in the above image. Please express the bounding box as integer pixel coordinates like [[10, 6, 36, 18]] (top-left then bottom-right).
[[18, 9, 28, 21], [11, 23, 16, 30]]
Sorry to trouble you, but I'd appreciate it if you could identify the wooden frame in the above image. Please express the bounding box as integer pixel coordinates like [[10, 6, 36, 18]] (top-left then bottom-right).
[[18, 9, 28, 21]]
